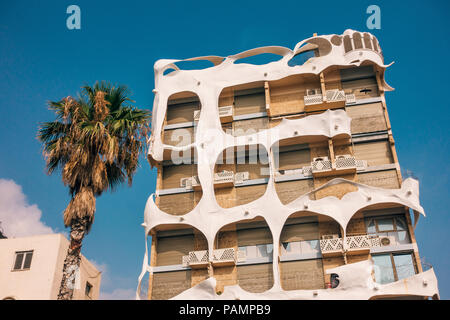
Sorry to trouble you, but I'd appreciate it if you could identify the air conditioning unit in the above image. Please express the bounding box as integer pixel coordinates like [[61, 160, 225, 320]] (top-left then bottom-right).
[[234, 171, 249, 184], [335, 154, 352, 159], [313, 156, 329, 162], [180, 177, 193, 190], [218, 106, 233, 123], [322, 234, 339, 240], [325, 89, 346, 102], [379, 236, 396, 247], [345, 93, 357, 104], [193, 110, 201, 122], [306, 88, 322, 96]]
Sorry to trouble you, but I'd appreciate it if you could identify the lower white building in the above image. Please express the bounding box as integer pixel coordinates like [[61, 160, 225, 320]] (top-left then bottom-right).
[[0, 233, 101, 300]]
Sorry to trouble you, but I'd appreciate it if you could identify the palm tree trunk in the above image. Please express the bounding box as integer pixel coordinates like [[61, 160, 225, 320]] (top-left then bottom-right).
[[57, 216, 90, 300]]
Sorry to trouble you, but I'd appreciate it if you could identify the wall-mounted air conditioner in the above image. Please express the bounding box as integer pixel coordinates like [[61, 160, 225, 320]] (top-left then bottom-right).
[[345, 93, 357, 104], [313, 156, 329, 162], [322, 234, 339, 240], [335, 154, 352, 159], [379, 236, 396, 247], [234, 171, 249, 184], [218, 106, 233, 123], [180, 177, 193, 189], [306, 88, 322, 96]]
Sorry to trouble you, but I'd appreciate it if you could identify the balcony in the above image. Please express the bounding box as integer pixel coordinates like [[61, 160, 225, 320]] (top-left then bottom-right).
[[311, 157, 332, 177], [304, 89, 349, 112], [182, 250, 209, 269], [219, 105, 233, 123], [212, 248, 237, 267], [214, 171, 235, 189], [310, 155, 366, 178], [320, 235, 382, 257]]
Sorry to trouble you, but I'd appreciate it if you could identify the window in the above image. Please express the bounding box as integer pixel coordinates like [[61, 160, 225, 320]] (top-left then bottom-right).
[[238, 244, 273, 259], [372, 252, 417, 284], [365, 215, 411, 244], [281, 240, 320, 256], [85, 282, 93, 298], [13, 250, 33, 271]]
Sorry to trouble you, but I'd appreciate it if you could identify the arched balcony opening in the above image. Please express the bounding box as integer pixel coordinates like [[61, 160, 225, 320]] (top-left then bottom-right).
[[214, 144, 269, 209], [149, 224, 208, 300]]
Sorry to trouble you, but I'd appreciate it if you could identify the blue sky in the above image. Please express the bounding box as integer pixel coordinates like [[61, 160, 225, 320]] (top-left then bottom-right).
[[0, 0, 448, 299]]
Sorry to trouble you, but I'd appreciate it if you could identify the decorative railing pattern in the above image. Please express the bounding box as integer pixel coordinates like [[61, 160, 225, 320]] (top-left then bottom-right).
[[320, 235, 382, 255], [193, 110, 201, 122], [212, 248, 236, 263], [189, 250, 209, 263], [325, 89, 346, 103], [311, 159, 332, 173], [335, 156, 357, 169], [304, 94, 323, 106], [214, 171, 235, 183]]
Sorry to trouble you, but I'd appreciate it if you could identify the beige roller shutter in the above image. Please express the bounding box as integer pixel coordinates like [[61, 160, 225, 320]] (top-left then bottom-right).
[[151, 270, 192, 300], [162, 164, 196, 189], [166, 102, 200, 124], [237, 227, 272, 246], [342, 77, 379, 99], [346, 102, 387, 134], [353, 140, 393, 166], [156, 234, 194, 266], [278, 149, 311, 170], [234, 92, 266, 116], [163, 127, 195, 147], [280, 259, 325, 290], [237, 264, 274, 293], [280, 223, 319, 242], [233, 117, 268, 136], [158, 192, 198, 216], [275, 179, 314, 205], [357, 170, 400, 189], [235, 184, 267, 207]]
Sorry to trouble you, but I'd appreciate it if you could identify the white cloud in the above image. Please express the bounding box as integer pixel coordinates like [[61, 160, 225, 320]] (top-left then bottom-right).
[[0, 178, 55, 238], [90, 260, 136, 300], [100, 288, 136, 300]]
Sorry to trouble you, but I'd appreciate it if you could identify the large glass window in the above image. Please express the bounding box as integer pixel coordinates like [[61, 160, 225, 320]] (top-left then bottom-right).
[[281, 240, 320, 256], [372, 252, 417, 284], [365, 215, 411, 244], [238, 244, 273, 260]]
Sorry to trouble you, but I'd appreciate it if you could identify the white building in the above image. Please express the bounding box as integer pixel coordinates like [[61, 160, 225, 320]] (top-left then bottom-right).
[[0, 233, 101, 300]]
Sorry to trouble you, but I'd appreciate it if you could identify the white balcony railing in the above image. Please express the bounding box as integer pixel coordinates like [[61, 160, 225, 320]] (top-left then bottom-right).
[[325, 89, 346, 103], [214, 171, 235, 188], [193, 110, 201, 122], [320, 235, 382, 256], [212, 248, 236, 266], [304, 93, 323, 106], [335, 156, 357, 170], [182, 250, 209, 268], [311, 159, 332, 174]]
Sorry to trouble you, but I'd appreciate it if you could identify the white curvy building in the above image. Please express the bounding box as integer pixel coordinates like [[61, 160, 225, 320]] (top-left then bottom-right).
[[137, 30, 440, 300], [0, 233, 101, 300]]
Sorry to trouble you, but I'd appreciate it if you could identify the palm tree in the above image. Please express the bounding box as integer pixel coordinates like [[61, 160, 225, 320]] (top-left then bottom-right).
[[37, 81, 151, 300]]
